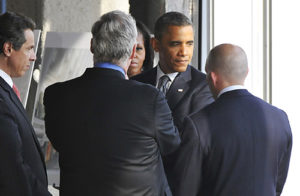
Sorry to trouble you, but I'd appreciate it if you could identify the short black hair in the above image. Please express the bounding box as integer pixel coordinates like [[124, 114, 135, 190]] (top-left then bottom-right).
[[0, 11, 36, 54], [154, 11, 193, 40], [136, 20, 154, 72]]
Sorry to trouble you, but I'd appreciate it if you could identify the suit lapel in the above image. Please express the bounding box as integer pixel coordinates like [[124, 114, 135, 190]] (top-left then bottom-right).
[[0, 77, 26, 116], [0, 77, 46, 170], [166, 66, 192, 110]]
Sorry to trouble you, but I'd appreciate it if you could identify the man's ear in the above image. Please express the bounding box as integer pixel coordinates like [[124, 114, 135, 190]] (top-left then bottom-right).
[[90, 38, 94, 54], [151, 37, 160, 52], [129, 44, 137, 60], [210, 71, 219, 87], [3, 42, 13, 57]]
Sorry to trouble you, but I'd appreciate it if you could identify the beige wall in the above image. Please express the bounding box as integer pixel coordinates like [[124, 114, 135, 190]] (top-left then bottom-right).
[[100, 0, 129, 15], [43, 0, 101, 32], [8, 0, 129, 37], [43, 0, 129, 32]]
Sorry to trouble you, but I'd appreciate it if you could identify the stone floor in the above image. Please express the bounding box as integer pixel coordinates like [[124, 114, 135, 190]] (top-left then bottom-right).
[[48, 186, 59, 196], [47, 169, 60, 196]]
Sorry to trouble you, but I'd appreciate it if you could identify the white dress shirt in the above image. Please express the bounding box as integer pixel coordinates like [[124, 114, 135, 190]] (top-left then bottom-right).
[[217, 85, 245, 98], [0, 69, 13, 88]]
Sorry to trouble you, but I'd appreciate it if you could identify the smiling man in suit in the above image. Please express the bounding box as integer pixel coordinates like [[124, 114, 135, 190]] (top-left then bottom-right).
[[131, 12, 214, 192], [44, 10, 180, 196], [0, 12, 51, 196], [132, 12, 213, 130], [170, 43, 293, 196]]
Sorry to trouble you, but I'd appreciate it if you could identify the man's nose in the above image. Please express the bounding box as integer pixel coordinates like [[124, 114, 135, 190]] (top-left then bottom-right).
[[179, 45, 188, 56], [30, 51, 36, 61]]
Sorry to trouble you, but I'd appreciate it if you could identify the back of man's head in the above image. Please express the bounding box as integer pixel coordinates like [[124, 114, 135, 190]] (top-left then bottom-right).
[[0, 11, 35, 54], [91, 10, 137, 65], [154, 11, 193, 41], [206, 43, 248, 85]]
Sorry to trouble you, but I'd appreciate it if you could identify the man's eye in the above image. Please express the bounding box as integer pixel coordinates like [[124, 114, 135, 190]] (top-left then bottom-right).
[[188, 42, 194, 46], [170, 42, 180, 46]]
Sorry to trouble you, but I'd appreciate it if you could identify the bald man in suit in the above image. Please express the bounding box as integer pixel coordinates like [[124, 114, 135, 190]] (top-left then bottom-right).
[[170, 44, 292, 196]]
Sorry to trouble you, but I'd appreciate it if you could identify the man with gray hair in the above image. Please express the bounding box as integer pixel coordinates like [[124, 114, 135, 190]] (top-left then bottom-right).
[[169, 43, 292, 196], [44, 10, 180, 196]]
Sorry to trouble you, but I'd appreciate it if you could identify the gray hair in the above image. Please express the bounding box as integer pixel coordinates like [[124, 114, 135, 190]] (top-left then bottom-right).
[[91, 10, 137, 65]]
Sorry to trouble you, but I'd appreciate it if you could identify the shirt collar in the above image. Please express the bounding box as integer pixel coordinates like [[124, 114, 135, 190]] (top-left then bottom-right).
[[218, 85, 245, 98], [0, 69, 13, 88], [94, 62, 125, 76], [156, 64, 178, 86]]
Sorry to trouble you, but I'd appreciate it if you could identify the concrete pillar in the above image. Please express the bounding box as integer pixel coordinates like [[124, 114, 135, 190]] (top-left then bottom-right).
[[42, 0, 129, 32], [6, 0, 44, 29], [7, 0, 129, 36], [43, 0, 100, 33]]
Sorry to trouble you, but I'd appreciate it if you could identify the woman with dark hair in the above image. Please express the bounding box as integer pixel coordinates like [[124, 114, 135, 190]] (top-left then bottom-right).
[[128, 20, 154, 78]]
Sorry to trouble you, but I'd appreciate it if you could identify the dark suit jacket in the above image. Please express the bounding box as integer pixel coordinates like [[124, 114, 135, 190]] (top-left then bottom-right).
[[131, 65, 214, 191], [171, 89, 292, 196], [0, 77, 50, 196], [44, 67, 181, 196], [131, 65, 214, 130]]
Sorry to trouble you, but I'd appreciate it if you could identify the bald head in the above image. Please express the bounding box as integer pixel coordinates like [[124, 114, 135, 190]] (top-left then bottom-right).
[[206, 44, 248, 85]]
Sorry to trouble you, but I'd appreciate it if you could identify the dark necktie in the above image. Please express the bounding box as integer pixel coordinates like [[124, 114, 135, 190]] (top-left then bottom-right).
[[157, 75, 170, 95], [12, 83, 21, 100]]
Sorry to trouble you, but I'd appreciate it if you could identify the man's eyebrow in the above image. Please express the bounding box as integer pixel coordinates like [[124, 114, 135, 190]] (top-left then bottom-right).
[[169, 40, 194, 43], [169, 41, 182, 44]]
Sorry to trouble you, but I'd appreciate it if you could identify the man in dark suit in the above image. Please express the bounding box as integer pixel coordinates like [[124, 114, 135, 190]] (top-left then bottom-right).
[[44, 10, 180, 196], [170, 43, 293, 196], [131, 12, 214, 192], [131, 12, 214, 130], [0, 12, 51, 196]]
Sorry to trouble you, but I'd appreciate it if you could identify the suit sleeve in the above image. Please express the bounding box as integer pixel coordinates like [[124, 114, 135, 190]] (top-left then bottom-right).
[[0, 99, 34, 195], [172, 116, 204, 196], [154, 91, 181, 156], [191, 81, 214, 113], [44, 86, 62, 151], [276, 113, 293, 196]]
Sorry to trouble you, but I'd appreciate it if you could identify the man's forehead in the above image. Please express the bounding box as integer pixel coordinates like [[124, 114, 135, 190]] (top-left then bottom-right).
[[24, 29, 35, 45], [164, 25, 193, 32], [161, 25, 193, 38]]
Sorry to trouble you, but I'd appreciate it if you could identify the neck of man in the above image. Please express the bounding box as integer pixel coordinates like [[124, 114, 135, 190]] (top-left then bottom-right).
[[158, 63, 174, 74], [0, 57, 10, 76]]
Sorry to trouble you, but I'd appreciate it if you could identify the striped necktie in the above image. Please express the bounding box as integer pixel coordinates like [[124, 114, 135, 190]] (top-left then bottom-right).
[[157, 75, 171, 95]]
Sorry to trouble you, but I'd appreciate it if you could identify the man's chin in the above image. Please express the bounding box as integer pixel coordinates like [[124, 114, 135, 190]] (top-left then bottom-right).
[[174, 65, 188, 73], [11, 72, 25, 78]]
